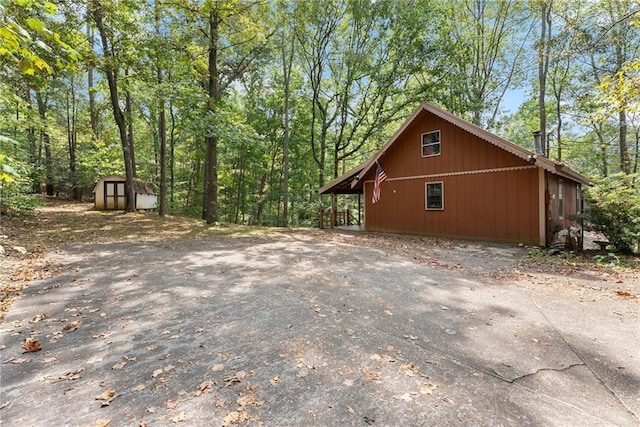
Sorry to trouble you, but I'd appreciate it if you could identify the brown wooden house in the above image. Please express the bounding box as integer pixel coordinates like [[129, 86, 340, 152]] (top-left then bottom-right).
[[318, 102, 590, 246]]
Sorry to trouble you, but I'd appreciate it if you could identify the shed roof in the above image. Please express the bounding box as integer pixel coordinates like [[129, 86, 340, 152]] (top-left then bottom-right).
[[319, 101, 590, 195]]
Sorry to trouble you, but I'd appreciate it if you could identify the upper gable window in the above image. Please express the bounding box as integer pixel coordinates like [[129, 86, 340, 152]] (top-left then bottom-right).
[[421, 130, 441, 157]]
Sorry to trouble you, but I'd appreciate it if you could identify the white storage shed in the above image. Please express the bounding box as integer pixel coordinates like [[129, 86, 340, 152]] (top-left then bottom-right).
[[93, 174, 157, 210]]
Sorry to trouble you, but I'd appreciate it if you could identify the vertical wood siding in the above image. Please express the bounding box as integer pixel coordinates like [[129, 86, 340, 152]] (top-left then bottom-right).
[[364, 110, 544, 244]]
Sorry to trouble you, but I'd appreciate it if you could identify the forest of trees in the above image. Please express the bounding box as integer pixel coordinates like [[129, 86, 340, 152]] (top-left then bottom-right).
[[1, 0, 639, 228]]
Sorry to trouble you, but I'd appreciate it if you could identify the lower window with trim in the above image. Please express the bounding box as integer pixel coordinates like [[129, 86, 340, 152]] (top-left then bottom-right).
[[425, 182, 444, 210]]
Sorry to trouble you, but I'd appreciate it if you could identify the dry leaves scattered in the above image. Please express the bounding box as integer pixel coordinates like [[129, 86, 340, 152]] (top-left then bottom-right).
[[171, 411, 186, 423], [269, 376, 280, 386], [222, 370, 246, 387], [22, 338, 42, 353], [152, 365, 175, 378], [30, 313, 46, 323], [62, 320, 80, 333], [195, 381, 214, 396], [221, 385, 264, 427], [3, 357, 27, 364], [95, 389, 117, 407]]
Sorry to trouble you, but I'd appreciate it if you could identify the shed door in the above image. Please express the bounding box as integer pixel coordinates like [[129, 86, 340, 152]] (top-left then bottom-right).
[[104, 181, 126, 210]]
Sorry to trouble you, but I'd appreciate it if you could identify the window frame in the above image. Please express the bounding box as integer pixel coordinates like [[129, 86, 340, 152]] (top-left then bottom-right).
[[421, 130, 441, 158], [425, 181, 444, 210]]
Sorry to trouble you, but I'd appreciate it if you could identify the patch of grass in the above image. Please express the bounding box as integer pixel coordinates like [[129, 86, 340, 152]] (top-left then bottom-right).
[[593, 252, 620, 266], [524, 245, 640, 271]]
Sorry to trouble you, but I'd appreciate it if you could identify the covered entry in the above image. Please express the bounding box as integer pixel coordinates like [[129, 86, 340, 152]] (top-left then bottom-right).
[[318, 161, 371, 229]]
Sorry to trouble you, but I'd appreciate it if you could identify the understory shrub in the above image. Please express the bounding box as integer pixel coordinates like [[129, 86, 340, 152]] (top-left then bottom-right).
[[579, 173, 640, 254]]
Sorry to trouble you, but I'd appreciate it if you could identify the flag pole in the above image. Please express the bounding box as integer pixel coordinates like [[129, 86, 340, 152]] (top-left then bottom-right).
[[376, 160, 396, 194], [387, 179, 396, 194]]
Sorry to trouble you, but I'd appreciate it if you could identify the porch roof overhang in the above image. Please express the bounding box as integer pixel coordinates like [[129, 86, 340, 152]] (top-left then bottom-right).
[[317, 158, 373, 195]]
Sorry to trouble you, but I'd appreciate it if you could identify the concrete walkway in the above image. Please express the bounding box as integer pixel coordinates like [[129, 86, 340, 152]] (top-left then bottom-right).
[[1, 232, 638, 426]]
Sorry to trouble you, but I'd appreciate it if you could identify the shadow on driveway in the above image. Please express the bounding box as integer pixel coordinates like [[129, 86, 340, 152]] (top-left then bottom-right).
[[1, 232, 638, 426]]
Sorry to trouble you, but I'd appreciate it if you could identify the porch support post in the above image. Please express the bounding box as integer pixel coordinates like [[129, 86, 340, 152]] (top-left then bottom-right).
[[330, 192, 336, 229], [358, 193, 361, 225]]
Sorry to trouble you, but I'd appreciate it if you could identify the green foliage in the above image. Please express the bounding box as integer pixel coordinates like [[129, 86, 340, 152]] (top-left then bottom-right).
[[593, 252, 620, 266], [579, 173, 640, 254], [0, 151, 40, 215], [0, 0, 80, 76]]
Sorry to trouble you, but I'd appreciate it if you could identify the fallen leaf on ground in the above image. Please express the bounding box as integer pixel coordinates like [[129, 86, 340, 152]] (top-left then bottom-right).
[[196, 381, 213, 395], [237, 394, 265, 408], [222, 371, 246, 387], [172, 411, 186, 423], [95, 390, 116, 401], [62, 321, 80, 332], [58, 368, 84, 381], [222, 411, 240, 426], [396, 393, 413, 402], [131, 384, 146, 392], [3, 358, 27, 364], [30, 313, 46, 323], [22, 338, 42, 352], [269, 376, 280, 386], [362, 366, 381, 381], [166, 399, 177, 409], [112, 362, 127, 370], [147, 407, 157, 414], [152, 365, 175, 378], [210, 363, 224, 372], [41, 357, 57, 363], [92, 332, 113, 340], [93, 419, 110, 427]]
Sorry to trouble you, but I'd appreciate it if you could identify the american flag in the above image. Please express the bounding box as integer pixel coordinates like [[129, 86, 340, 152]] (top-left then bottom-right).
[[372, 164, 387, 204]]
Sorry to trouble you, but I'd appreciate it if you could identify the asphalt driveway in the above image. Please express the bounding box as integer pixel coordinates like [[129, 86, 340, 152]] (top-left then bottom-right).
[[1, 231, 639, 426]]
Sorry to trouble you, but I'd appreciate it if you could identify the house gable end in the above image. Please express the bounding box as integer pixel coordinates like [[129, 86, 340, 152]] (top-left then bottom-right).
[[376, 109, 532, 181]]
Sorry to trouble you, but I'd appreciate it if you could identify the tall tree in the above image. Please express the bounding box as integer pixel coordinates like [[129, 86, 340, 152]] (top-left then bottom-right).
[[437, 0, 533, 128], [537, 0, 552, 156], [155, 0, 167, 216], [91, 0, 135, 212], [280, 12, 294, 227], [195, 1, 270, 224]]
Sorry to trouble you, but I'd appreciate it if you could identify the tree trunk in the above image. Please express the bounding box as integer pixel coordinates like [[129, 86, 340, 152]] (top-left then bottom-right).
[[538, 1, 551, 156], [66, 77, 80, 199], [92, 0, 135, 212], [125, 68, 137, 177], [169, 100, 176, 204], [36, 92, 54, 196], [203, 9, 220, 224], [87, 15, 99, 141], [281, 27, 294, 227], [156, 2, 167, 217]]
